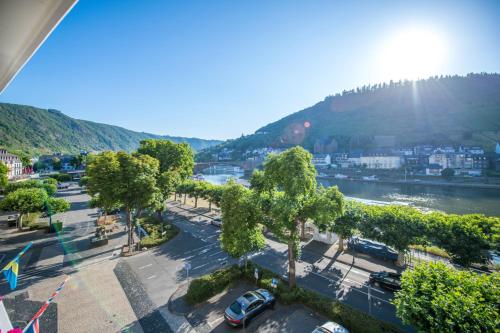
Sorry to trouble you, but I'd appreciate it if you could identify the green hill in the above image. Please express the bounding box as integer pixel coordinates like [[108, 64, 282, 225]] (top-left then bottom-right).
[[0, 103, 221, 154], [212, 73, 500, 156]]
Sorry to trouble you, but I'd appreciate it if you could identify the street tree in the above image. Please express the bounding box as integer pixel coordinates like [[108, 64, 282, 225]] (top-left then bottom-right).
[[393, 262, 499, 332], [114, 152, 159, 251], [426, 212, 492, 266], [308, 185, 344, 243], [256, 146, 317, 287], [220, 180, 265, 265], [52, 157, 62, 171], [4, 179, 56, 196], [359, 205, 426, 265], [86, 151, 120, 216], [137, 139, 194, 220], [0, 161, 7, 189], [333, 200, 365, 251], [0, 188, 48, 229], [441, 167, 455, 179]]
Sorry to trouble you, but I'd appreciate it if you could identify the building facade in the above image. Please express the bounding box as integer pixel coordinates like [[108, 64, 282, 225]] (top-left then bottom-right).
[[0, 149, 23, 179]]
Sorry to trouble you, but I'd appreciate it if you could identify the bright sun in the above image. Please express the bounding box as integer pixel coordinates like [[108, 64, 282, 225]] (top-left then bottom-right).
[[378, 27, 447, 81]]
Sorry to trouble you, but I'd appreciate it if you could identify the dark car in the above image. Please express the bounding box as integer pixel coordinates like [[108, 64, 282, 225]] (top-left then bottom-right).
[[211, 217, 222, 227], [348, 237, 398, 262], [369, 271, 402, 291], [224, 289, 275, 327]]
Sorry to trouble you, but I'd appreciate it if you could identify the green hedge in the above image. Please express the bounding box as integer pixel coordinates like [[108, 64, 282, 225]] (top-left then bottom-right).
[[185, 265, 242, 304], [185, 263, 403, 333], [138, 215, 179, 247]]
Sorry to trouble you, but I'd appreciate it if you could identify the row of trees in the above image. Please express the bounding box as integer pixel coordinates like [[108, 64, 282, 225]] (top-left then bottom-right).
[[175, 180, 224, 210], [0, 177, 69, 229], [331, 202, 499, 267], [85, 140, 194, 251], [214, 146, 499, 289]]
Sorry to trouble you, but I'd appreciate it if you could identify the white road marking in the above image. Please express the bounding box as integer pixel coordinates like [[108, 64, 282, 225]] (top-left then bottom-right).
[[183, 243, 216, 255], [209, 250, 224, 257], [208, 316, 225, 327], [192, 262, 211, 270], [139, 263, 153, 270], [309, 271, 390, 303], [147, 275, 157, 280]]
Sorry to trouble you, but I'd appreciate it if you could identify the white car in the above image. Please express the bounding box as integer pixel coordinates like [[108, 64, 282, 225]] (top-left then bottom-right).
[[211, 218, 222, 227], [312, 321, 349, 333]]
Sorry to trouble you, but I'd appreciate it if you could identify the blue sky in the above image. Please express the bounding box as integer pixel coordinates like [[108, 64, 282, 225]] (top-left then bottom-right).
[[1, 0, 500, 139]]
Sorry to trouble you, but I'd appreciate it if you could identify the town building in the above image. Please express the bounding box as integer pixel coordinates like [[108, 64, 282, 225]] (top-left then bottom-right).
[[0, 149, 23, 179], [359, 154, 402, 169], [426, 163, 443, 176], [312, 154, 331, 167]]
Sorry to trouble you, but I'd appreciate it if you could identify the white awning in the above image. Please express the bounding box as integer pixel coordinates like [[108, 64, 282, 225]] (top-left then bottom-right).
[[0, 0, 78, 93]]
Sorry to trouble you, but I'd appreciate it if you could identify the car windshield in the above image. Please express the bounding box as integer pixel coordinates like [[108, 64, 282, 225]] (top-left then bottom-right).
[[229, 301, 242, 315], [254, 290, 266, 300]]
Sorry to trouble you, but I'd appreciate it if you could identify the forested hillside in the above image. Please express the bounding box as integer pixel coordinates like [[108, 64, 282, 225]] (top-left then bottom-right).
[[213, 73, 500, 155], [0, 103, 221, 154]]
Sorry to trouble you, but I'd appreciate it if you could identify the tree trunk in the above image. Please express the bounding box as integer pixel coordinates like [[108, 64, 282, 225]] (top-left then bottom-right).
[[338, 235, 344, 251], [157, 209, 163, 223], [300, 220, 305, 239], [174, 192, 177, 201], [18, 214, 23, 231], [126, 208, 134, 252], [184, 194, 187, 205], [194, 196, 198, 208], [208, 201, 212, 211], [288, 239, 296, 288], [396, 252, 405, 267]]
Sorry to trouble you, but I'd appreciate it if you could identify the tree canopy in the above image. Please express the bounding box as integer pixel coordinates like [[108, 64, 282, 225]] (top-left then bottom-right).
[[220, 180, 265, 259], [393, 262, 499, 333], [0, 161, 7, 189]]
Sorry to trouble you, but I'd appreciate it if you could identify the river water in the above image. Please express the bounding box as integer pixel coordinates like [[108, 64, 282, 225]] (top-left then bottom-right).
[[201, 172, 500, 216]]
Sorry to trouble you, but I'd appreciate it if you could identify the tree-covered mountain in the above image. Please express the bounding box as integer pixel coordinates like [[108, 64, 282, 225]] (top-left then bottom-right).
[[0, 103, 221, 154], [209, 73, 500, 156]]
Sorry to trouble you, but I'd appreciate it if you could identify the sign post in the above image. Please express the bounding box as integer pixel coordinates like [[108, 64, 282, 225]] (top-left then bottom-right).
[[185, 262, 192, 286], [271, 278, 278, 291], [368, 283, 372, 315]]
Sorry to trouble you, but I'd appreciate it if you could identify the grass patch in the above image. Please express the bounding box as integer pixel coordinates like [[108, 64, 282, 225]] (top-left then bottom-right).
[[186, 263, 403, 333], [410, 244, 450, 259], [138, 214, 179, 248]]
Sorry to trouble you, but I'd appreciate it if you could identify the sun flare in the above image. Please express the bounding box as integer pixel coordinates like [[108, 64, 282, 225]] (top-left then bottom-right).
[[378, 27, 447, 81]]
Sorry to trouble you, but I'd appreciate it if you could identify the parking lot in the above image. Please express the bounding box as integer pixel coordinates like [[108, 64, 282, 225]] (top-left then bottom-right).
[[185, 282, 327, 333]]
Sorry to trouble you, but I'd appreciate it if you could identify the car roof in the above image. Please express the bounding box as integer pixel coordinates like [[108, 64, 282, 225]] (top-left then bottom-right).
[[320, 321, 349, 333]]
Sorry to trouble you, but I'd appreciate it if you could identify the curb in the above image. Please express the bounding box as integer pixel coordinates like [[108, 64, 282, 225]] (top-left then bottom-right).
[[167, 282, 192, 316]]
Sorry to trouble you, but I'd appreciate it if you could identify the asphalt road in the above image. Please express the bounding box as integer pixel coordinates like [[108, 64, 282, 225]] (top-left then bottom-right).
[[164, 201, 407, 330]]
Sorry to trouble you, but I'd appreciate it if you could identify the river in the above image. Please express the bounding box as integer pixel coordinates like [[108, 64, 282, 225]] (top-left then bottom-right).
[[201, 172, 500, 216]]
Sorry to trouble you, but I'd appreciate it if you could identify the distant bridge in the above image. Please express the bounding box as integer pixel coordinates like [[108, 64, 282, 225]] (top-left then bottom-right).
[[194, 161, 261, 173]]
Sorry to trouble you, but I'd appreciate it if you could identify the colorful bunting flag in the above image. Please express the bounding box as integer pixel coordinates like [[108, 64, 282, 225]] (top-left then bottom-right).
[[22, 276, 70, 333], [1, 242, 33, 291], [0, 297, 13, 333]]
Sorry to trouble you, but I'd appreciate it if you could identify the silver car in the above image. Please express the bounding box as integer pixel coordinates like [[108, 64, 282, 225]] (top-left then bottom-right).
[[312, 321, 349, 333], [224, 289, 275, 327]]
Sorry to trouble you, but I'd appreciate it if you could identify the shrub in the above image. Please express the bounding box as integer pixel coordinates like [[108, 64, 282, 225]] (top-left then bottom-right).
[[185, 265, 242, 304], [50, 173, 72, 182]]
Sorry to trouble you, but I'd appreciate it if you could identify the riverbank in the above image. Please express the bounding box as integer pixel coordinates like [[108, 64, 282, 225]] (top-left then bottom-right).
[[317, 175, 500, 190]]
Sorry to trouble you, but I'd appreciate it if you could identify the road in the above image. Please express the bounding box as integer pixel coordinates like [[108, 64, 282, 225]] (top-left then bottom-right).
[[137, 200, 409, 330]]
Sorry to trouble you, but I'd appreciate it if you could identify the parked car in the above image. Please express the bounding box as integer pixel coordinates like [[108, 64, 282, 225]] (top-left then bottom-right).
[[7, 214, 19, 227], [369, 271, 402, 291], [224, 289, 275, 327], [211, 217, 222, 227], [347, 237, 398, 262], [312, 321, 349, 333], [57, 183, 69, 190]]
